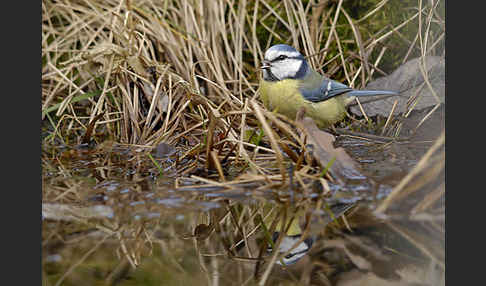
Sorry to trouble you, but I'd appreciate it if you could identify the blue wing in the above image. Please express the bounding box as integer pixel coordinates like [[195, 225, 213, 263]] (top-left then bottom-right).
[[299, 78, 353, 103], [299, 77, 399, 103]]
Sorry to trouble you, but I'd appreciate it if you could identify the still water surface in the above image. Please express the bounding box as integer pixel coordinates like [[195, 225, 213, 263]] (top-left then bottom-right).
[[42, 136, 444, 286]]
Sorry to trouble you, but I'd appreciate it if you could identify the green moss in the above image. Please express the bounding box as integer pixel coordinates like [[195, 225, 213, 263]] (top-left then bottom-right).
[[340, 0, 445, 74]]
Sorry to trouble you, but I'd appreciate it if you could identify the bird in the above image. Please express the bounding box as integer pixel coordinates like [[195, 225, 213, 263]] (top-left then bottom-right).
[[264, 203, 354, 266], [265, 211, 315, 266], [259, 44, 399, 128]]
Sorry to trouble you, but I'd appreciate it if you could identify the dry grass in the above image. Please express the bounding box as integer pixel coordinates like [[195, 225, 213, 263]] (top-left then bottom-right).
[[42, 0, 445, 284], [42, 0, 444, 185]]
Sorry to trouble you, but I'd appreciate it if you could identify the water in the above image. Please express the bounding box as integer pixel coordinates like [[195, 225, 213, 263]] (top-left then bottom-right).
[[42, 135, 444, 286]]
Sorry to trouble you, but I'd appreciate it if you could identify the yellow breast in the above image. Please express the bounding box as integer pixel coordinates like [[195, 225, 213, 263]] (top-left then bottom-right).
[[259, 79, 348, 128]]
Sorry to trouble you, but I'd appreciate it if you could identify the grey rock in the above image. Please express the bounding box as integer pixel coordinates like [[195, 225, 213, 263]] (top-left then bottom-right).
[[350, 56, 445, 118]]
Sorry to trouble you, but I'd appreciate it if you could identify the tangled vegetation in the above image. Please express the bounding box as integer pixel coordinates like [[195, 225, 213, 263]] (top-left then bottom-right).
[[42, 0, 444, 285]]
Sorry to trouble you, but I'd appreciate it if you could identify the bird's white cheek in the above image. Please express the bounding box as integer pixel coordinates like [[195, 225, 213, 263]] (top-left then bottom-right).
[[273, 60, 301, 80]]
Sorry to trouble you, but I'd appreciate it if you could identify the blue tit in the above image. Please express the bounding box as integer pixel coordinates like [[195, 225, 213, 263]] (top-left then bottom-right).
[[259, 44, 399, 128], [268, 234, 314, 266], [265, 212, 314, 266], [264, 203, 354, 265]]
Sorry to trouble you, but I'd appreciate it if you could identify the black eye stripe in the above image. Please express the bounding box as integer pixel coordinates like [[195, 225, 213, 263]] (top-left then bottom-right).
[[270, 56, 300, 63], [270, 56, 285, 62]]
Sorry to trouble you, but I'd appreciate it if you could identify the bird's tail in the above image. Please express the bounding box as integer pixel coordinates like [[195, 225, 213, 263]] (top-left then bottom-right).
[[346, 90, 399, 97]]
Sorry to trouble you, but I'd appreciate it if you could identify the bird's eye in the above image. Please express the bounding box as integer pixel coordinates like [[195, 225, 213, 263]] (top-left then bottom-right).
[[277, 55, 287, 61]]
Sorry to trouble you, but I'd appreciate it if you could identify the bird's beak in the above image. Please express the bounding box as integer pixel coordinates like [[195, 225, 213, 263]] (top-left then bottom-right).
[[260, 60, 271, 70]]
